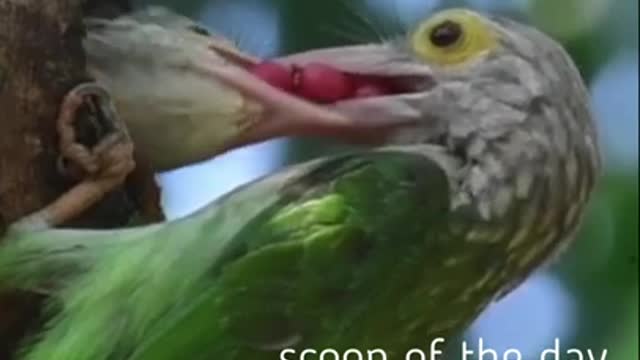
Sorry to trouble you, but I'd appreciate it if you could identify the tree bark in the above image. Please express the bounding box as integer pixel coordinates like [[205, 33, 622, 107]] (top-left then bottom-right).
[[0, 0, 159, 357], [0, 0, 87, 229]]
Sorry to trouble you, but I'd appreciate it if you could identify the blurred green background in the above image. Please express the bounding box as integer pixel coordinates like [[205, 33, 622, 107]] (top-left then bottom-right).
[[135, 0, 638, 359]]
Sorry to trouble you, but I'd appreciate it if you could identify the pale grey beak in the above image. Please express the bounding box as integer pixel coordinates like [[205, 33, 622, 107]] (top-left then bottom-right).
[[277, 44, 435, 128], [276, 44, 432, 77]]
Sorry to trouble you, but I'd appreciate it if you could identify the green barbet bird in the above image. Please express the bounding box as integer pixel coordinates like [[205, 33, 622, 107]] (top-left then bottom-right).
[[1, 8, 600, 360]]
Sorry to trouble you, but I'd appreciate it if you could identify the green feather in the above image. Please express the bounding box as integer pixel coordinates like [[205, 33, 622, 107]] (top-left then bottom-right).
[[1, 151, 449, 360]]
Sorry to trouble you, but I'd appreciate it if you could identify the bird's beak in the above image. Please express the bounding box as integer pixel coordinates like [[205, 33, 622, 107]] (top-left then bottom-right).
[[206, 43, 435, 149], [278, 44, 436, 127]]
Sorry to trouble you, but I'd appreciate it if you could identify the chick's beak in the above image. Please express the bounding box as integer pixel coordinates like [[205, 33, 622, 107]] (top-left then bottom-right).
[[206, 43, 434, 149]]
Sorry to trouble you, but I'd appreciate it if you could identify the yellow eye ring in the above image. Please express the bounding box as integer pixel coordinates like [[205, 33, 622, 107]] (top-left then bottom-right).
[[411, 9, 498, 67]]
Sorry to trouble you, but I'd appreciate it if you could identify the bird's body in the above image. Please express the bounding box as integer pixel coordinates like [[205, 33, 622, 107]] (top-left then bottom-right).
[[1, 8, 601, 360], [2, 151, 450, 360]]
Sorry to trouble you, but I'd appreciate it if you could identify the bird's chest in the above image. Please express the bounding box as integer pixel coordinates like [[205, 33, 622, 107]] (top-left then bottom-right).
[[100, 66, 256, 170], [444, 161, 590, 304]]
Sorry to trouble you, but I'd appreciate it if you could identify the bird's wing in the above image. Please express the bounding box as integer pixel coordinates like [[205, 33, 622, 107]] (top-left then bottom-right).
[[7, 149, 455, 360], [129, 149, 453, 360]]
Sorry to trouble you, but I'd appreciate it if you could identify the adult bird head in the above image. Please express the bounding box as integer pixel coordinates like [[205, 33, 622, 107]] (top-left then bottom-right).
[[274, 8, 602, 270], [278, 8, 600, 166]]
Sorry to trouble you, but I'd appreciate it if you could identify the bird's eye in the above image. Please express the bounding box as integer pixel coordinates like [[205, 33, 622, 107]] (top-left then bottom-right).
[[412, 9, 498, 67], [429, 20, 463, 48]]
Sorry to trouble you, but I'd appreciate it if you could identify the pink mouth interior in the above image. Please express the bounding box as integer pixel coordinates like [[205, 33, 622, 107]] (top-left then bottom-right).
[[250, 61, 408, 104]]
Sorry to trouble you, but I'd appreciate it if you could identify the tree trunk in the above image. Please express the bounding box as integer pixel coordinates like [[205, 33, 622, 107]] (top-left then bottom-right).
[[0, 0, 159, 357]]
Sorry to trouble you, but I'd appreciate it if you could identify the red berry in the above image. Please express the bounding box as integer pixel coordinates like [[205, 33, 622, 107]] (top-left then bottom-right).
[[295, 63, 355, 103], [251, 61, 294, 93]]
